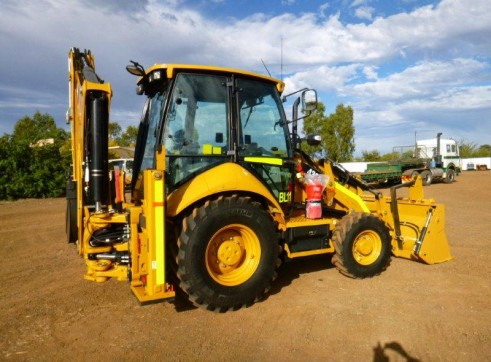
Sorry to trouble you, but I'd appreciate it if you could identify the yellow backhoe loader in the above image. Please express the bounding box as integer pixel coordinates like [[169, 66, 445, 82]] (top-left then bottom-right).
[[66, 48, 452, 312]]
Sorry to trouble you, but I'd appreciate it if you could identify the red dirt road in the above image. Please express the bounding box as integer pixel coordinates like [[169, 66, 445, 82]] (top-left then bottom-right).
[[1, 172, 490, 361]]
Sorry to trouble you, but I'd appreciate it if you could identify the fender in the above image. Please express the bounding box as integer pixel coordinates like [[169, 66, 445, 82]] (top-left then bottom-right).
[[166, 162, 284, 217]]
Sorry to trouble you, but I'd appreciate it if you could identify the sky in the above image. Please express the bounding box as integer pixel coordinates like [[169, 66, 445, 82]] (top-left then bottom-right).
[[1, 0, 490, 155]]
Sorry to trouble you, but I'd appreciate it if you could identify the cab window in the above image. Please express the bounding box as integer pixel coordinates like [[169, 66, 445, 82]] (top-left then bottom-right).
[[163, 73, 229, 186], [237, 78, 289, 158]]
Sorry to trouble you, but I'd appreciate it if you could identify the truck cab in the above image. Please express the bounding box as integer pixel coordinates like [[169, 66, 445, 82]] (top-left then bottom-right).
[[416, 137, 461, 169]]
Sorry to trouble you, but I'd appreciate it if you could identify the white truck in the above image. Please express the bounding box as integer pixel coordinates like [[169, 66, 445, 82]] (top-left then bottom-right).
[[362, 133, 461, 186], [415, 134, 462, 183]]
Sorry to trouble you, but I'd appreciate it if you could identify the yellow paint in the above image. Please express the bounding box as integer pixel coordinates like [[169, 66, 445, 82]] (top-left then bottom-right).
[[144, 63, 285, 93], [244, 157, 283, 166], [166, 162, 283, 218], [334, 182, 370, 213], [153, 173, 165, 285]]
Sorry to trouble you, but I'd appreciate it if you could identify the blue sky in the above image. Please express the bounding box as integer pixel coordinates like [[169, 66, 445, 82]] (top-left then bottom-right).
[[0, 0, 490, 155]]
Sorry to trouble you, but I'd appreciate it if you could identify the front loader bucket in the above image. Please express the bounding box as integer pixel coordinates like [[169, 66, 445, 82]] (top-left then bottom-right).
[[388, 179, 452, 264]]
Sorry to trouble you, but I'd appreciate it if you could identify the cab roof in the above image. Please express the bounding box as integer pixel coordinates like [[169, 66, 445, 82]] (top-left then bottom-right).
[[143, 63, 285, 93]]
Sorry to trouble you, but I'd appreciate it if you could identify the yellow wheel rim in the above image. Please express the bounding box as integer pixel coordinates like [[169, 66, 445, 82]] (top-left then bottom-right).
[[352, 230, 382, 266], [205, 224, 261, 286]]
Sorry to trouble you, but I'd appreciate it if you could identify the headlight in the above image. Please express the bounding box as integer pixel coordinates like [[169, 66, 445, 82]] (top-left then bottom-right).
[[149, 70, 162, 83]]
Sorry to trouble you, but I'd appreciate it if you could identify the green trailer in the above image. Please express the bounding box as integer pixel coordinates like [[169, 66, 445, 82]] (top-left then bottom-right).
[[360, 160, 431, 185]]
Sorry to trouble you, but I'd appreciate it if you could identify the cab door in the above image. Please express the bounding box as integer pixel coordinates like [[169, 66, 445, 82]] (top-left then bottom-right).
[[235, 78, 294, 210]]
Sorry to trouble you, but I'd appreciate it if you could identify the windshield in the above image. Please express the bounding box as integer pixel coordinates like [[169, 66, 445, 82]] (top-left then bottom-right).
[[237, 78, 290, 158]]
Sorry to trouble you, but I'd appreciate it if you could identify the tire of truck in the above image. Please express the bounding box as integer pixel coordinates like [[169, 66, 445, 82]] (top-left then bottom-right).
[[445, 168, 455, 183], [175, 195, 280, 312], [420, 170, 433, 186], [331, 212, 392, 278]]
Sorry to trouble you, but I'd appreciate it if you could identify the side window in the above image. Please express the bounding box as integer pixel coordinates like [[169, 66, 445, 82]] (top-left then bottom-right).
[[163, 73, 228, 186], [237, 78, 289, 158], [141, 92, 165, 171], [164, 74, 228, 155]]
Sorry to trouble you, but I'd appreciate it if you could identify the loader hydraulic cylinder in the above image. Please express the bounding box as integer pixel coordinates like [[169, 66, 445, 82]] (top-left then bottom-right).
[[413, 208, 433, 255]]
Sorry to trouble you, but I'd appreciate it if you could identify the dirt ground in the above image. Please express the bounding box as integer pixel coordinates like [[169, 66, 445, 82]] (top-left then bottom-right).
[[1, 171, 490, 361]]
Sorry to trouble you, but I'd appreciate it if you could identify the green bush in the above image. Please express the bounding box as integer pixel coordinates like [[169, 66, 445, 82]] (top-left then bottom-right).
[[0, 112, 70, 200]]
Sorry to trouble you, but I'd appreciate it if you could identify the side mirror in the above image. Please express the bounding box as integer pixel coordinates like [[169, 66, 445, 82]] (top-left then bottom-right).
[[302, 89, 317, 112], [306, 134, 321, 146], [126, 60, 146, 77]]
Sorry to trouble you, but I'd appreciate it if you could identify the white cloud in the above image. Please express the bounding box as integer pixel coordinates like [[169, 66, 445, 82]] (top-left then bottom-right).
[[351, 58, 489, 100], [319, 3, 330, 18], [350, 0, 368, 7], [284, 64, 361, 94], [347, 58, 491, 147], [354, 6, 374, 20], [362, 65, 378, 80], [0, 0, 490, 152]]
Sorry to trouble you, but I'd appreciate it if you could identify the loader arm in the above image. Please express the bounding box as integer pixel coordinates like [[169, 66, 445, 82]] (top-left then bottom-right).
[[298, 152, 452, 265]]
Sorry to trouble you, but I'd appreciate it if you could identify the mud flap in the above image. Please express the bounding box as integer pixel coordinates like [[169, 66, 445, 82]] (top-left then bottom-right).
[[389, 179, 452, 264]]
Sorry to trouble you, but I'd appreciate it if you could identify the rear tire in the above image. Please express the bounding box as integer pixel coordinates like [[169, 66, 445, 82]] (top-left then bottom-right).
[[331, 213, 391, 278], [420, 170, 432, 186], [175, 195, 279, 312]]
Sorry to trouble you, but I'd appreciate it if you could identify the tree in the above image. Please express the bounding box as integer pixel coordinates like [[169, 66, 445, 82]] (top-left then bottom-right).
[[476, 144, 491, 157], [108, 121, 122, 141], [458, 139, 478, 158], [120, 125, 138, 147], [302, 102, 355, 162], [381, 151, 401, 161], [13, 111, 67, 146], [0, 112, 70, 200], [361, 150, 382, 162], [458, 140, 491, 157]]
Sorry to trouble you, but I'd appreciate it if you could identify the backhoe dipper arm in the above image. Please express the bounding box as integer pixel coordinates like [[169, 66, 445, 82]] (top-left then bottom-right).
[[67, 47, 112, 247]]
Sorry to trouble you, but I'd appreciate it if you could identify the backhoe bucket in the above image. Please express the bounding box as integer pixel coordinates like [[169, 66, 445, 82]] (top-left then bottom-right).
[[387, 179, 452, 264]]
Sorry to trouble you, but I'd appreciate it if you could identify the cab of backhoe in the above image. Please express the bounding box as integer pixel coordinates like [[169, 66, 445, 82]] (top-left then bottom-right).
[[129, 64, 316, 216]]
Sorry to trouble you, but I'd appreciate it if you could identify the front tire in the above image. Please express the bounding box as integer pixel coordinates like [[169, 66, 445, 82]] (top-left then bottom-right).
[[331, 213, 392, 278], [445, 169, 455, 183], [176, 195, 279, 312]]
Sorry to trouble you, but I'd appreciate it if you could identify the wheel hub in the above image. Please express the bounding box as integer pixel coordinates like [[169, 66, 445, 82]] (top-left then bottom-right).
[[352, 231, 381, 265], [205, 224, 261, 286], [217, 239, 243, 266], [354, 236, 374, 256]]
